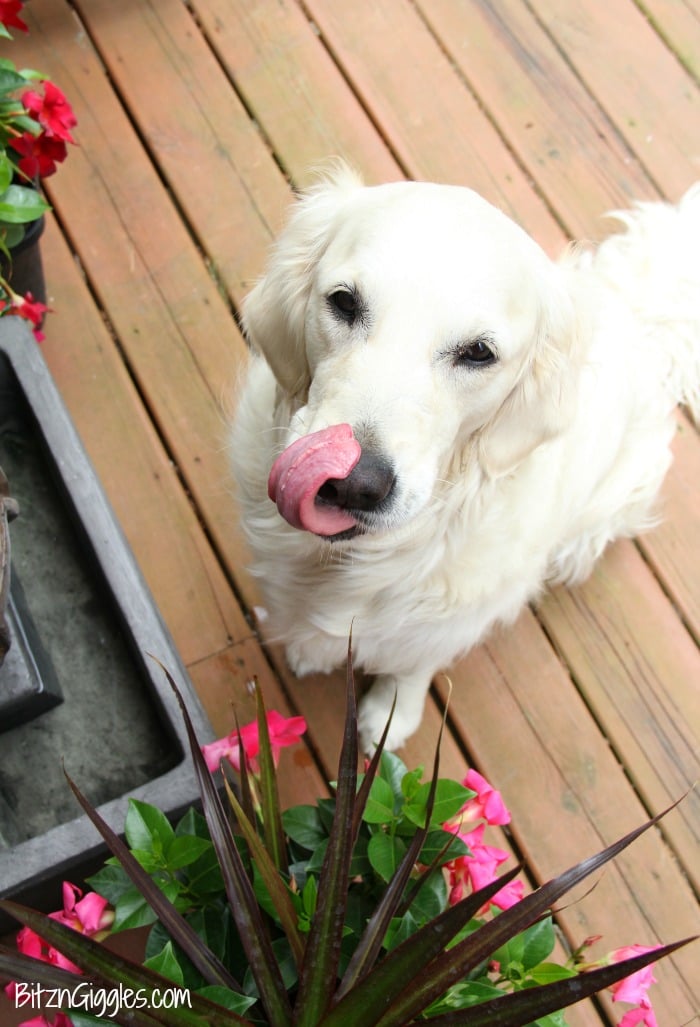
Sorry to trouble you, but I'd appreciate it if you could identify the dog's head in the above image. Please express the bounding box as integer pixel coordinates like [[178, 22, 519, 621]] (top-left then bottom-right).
[[243, 165, 582, 539]]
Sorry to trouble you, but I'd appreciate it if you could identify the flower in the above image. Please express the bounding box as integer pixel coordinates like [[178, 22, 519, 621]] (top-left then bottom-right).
[[4, 883, 113, 1005], [443, 769, 524, 911], [10, 131, 68, 179], [0, 290, 51, 341], [202, 709, 307, 774], [49, 881, 114, 939], [461, 768, 511, 825], [21, 81, 77, 144], [0, 0, 28, 34], [609, 944, 660, 1027], [445, 822, 525, 910], [0, 8, 76, 326]]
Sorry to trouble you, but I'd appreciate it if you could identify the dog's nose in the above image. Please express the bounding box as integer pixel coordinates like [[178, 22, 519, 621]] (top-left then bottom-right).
[[317, 452, 396, 512]]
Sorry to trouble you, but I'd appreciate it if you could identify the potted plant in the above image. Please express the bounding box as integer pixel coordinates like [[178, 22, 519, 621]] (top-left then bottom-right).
[[0, 0, 76, 336], [0, 650, 694, 1026]]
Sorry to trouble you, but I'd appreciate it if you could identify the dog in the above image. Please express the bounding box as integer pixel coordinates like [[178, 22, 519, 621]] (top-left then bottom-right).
[[231, 164, 700, 752]]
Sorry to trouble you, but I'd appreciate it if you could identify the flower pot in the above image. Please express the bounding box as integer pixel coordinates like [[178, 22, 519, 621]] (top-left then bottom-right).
[[0, 318, 213, 928], [0, 213, 47, 308]]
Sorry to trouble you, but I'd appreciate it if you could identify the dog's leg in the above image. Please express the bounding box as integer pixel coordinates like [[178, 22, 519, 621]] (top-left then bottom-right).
[[285, 635, 346, 678], [358, 669, 434, 753]]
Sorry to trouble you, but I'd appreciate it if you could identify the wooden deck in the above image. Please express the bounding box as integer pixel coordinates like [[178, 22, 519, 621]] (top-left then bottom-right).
[[8, 1, 699, 1022]]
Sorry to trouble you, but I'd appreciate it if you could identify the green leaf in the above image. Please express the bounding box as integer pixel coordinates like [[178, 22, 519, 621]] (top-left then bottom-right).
[[494, 917, 556, 977], [113, 885, 159, 931], [282, 804, 327, 849], [418, 829, 469, 866], [86, 862, 133, 907], [176, 806, 210, 839], [142, 940, 186, 986], [377, 751, 410, 799], [165, 834, 213, 870], [362, 776, 397, 823], [402, 868, 447, 924], [402, 779, 473, 829], [528, 962, 578, 985], [0, 67, 30, 93], [399, 765, 424, 801], [197, 986, 257, 1015], [0, 184, 49, 223], [64, 770, 241, 992], [368, 831, 408, 882], [0, 155, 12, 195], [125, 798, 176, 854]]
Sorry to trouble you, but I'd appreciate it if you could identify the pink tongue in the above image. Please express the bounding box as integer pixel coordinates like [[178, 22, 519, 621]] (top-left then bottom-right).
[[268, 424, 362, 535]]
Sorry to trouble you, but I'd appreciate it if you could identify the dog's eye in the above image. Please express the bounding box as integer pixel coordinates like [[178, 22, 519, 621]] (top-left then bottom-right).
[[328, 288, 359, 324], [454, 337, 497, 368]]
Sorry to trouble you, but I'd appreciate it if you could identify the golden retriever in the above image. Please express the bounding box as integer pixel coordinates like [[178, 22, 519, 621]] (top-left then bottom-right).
[[231, 165, 700, 751]]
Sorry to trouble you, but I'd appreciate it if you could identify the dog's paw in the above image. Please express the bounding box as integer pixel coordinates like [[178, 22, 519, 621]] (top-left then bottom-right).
[[285, 639, 343, 678], [358, 673, 428, 754]]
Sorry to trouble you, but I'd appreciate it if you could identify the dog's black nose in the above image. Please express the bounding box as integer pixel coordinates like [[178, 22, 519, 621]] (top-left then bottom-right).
[[317, 452, 396, 512]]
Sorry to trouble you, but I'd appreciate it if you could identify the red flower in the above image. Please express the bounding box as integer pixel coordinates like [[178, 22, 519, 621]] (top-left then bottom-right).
[[22, 81, 77, 143], [8, 290, 50, 328], [0, 0, 28, 33], [10, 131, 68, 179]]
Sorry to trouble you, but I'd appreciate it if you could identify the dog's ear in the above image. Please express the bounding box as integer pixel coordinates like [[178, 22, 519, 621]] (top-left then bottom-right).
[[477, 269, 583, 478], [242, 163, 363, 399]]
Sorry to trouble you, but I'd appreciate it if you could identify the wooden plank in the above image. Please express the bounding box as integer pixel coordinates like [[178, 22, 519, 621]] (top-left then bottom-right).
[[190, 0, 403, 186], [302, 0, 565, 253], [434, 611, 699, 1023], [635, 0, 700, 81], [70, 0, 292, 300], [528, 0, 700, 198], [539, 539, 700, 889], [38, 216, 249, 667], [18, 0, 259, 607], [416, 0, 660, 238]]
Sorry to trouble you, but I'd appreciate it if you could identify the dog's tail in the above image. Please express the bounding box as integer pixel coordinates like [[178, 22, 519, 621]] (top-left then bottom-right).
[[586, 183, 700, 423]]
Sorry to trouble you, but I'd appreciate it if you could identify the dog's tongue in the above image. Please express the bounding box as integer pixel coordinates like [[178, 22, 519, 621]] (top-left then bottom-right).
[[268, 424, 362, 535]]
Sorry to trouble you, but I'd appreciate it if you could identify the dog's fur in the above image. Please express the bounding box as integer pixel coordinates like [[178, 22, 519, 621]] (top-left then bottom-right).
[[231, 165, 700, 751]]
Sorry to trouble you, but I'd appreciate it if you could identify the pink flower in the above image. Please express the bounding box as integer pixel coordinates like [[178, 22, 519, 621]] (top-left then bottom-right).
[[0, 0, 28, 32], [461, 769, 511, 826], [22, 82, 77, 144], [202, 710, 307, 774], [4, 883, 114, 1000], [609, 945, 660, 1027], [49, 882, 114, 939], [445, 823, 524, 911], [10, 131, 68, 178]]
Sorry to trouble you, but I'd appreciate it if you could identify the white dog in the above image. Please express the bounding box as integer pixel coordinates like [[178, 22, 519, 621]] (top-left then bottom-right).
[[231, 165, 700, 752]]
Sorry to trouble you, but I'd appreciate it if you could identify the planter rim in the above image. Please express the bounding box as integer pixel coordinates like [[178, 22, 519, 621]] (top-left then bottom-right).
[[0, 318, 213, 924]]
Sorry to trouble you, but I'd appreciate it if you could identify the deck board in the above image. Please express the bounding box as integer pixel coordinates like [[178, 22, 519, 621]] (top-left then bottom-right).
[[5, 1, 699, 1023]]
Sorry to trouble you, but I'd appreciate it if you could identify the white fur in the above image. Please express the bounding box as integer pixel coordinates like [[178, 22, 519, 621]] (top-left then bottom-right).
[[231, 167, 700, 751]]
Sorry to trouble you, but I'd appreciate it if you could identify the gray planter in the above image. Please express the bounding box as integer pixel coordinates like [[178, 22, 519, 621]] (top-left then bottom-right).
[[0, 318, 212, 929]]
